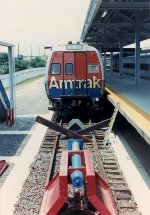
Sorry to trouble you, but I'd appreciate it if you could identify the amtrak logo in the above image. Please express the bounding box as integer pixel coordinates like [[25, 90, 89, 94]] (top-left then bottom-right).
[[49, 76, 101, 89]]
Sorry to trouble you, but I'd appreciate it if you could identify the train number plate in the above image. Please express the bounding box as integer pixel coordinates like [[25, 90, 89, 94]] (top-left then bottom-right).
[[88, 64, 99, 73]]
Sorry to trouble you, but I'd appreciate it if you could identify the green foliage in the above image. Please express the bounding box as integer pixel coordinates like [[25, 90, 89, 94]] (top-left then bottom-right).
[[15, 58, 29, 72], [30, 57, 46, 68], [0, 53, 8, 74], [0, 53, 46, 74]]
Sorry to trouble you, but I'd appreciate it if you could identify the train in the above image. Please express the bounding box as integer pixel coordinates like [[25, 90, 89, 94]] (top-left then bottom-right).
[[113, 52, 150, 79], [45, 42, 105, 117]]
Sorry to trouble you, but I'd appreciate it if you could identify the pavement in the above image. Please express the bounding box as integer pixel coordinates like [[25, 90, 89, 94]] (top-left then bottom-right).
[[14, 76, 49, 115], [0, 76, 50, 162]]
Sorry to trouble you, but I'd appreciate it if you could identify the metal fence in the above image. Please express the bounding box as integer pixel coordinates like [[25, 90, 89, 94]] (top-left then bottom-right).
[[0, 67, 46, 88]]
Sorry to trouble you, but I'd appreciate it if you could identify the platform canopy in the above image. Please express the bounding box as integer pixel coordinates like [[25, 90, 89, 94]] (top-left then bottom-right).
[[81, 0, 150, 48], [0, 41, 15, 47]]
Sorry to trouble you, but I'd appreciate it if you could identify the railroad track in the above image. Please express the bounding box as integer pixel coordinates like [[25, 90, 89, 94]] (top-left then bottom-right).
[[93, 128, 141, 215], [14, 113, 141, 215]]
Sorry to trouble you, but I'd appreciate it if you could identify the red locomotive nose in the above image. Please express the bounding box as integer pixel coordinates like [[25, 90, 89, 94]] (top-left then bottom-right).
[[45, 43, 105, 118]]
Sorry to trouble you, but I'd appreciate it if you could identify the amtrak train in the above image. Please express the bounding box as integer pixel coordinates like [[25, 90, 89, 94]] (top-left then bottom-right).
[[45, 42, 105, 117]]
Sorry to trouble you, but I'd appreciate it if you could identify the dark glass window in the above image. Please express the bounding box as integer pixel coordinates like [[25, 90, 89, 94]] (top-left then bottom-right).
[[65, 63, 73, 75], [51, 63, 61, 74]]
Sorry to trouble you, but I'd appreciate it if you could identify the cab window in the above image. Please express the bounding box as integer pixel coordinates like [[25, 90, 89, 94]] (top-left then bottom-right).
[[65, 63, 73, 75], [51, 63, 61, 74]]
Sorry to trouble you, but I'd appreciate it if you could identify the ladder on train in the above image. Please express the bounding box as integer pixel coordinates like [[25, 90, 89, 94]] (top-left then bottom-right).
[[103, 103, 120, 146]]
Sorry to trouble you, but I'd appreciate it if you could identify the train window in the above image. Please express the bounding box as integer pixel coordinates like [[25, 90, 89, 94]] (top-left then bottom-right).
[[51, 63, 61, 74], [65, 63, 73, 75]]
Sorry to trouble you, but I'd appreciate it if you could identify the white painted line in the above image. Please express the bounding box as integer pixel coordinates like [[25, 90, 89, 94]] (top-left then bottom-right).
[[110, 133, 150, 215], [0, 112, 53, 215], [16, 113, 52, 118], [0, 156, 21, 163], [0, 156, 13, 162], [0, 131, 33, 135], [16, 114, 38, 117]]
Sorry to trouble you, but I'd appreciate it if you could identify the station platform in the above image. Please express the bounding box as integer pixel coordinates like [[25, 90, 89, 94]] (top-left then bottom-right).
[[106, 74, 150, 145], [0, 76, 51, 214], [0, 113, 53, 215]]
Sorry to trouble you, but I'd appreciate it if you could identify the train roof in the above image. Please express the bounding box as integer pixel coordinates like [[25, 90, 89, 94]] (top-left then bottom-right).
[[52, 43, 99, 52]]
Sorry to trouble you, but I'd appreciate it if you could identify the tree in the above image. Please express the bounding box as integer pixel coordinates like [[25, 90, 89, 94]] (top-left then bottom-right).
[[0, 53, 8, 74], [30, 57, 46, 68], [0, 53, 46, 74], [15, 59, 29, 72]]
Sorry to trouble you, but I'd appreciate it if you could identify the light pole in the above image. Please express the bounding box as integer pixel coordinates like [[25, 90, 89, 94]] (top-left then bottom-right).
[[39, 45, 41, 56], [30, 45, 32, 60], [18, 43, 20, 58]]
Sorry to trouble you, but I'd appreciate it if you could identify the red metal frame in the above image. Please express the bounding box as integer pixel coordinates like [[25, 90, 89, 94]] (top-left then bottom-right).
[[39, 152, 68, 215], [12, 108, 14, 125], [9, 109, 12, 127], [0, 160, 8, 176], [40, 150, 117, 215], [8, 108, 14, 127]]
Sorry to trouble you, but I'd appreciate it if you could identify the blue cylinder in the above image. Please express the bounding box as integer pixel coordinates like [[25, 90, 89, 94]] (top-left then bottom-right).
[[72, 141, 80, 151], [71, 154, 83, 188], [67, 139, 84, 150], [72, 154, 82, 168], [71, 170, 83, 188]]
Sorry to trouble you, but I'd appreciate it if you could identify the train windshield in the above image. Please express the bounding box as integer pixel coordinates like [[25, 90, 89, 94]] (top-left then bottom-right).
[[51, 63, 61, 74], [65, 63, 73, 75]]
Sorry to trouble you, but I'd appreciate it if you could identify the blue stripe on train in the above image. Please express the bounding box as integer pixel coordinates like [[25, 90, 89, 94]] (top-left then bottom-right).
[[49, 88, 63, 98], [48, 88, 101, 98]]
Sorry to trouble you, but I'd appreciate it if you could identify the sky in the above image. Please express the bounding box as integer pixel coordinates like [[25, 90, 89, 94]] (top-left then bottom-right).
[[0, 0, 149, 57], [0, 0, 90, 56]]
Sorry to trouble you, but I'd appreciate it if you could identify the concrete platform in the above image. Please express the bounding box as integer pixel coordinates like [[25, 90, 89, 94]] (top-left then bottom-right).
[[106, 75, 150, 145], [110, 132, 150, 215], [15, 76, 49, 115], [0, 113, 53, 215]]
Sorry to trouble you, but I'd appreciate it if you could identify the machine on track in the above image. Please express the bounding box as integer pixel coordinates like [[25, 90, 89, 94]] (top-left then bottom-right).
[[36, 116, 117, 215]]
